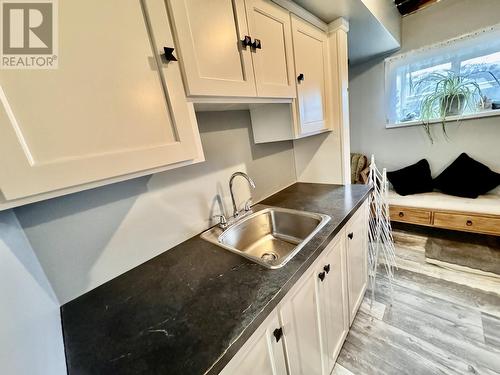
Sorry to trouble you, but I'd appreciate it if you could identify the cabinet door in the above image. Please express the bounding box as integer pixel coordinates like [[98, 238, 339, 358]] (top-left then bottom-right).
[[220, 310, 287, 375], [346, 204, 369, 325], [0, 0, 201, 200], [279, 268, 324, 375], [291, 15, 329, 135], [168, 0, 256, 97], [317, 236, 349, 374], [245, 0, 296, 98]]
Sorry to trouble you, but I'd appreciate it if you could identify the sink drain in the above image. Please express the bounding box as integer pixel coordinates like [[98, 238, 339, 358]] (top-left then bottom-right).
[[261, 252, 278, 262]]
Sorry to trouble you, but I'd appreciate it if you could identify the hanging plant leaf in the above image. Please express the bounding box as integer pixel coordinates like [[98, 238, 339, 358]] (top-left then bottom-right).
[[413, 70, 485, 142]]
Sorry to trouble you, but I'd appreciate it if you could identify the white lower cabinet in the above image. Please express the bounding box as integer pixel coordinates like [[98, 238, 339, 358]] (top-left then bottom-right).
[[279, 267, 324, 375], [220, 202, 369, 374], [318, 236, 349, 373], [219, 310, 287, 375], [345, 201, 369, 326]]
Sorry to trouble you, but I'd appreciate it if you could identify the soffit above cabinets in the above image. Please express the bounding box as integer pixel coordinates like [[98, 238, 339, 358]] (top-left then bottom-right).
[[286, 0, 402, 64]]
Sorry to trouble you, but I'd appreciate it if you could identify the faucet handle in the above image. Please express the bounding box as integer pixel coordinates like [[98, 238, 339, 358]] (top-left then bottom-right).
[[213, 214, 228, 229], [244, 198, 253, 212]]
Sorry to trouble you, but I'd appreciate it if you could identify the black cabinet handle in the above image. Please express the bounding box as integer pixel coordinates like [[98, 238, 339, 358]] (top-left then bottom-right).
[[297, 73, 304, 82], [318, 271, 326, 282], [252, 38, 262, 49], [348, 232, 354, 240], [324, 264, 331, 274], [466, 220, 473, 226], [273, 327, 283, 342], [163, 47, 178, 62], [399, 212, 404, 218], [241, 35, 252, 47]]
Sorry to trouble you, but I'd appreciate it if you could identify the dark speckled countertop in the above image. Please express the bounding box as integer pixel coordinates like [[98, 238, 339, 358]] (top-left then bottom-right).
[[61, 183, 371, 375]]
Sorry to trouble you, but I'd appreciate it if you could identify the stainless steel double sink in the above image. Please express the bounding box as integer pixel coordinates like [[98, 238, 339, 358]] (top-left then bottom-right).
[[201, 205, 330, 269]]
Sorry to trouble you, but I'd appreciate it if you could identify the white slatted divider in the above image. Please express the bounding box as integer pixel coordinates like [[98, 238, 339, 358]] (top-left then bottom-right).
[[368, 155, 397, 306]]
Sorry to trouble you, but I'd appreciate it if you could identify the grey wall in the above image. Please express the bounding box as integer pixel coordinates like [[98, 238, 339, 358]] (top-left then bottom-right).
[[361, 0, 401, 45], [349, 0, 500, 176], [0, 210, 66, 375], [15, 111, 297, 304]]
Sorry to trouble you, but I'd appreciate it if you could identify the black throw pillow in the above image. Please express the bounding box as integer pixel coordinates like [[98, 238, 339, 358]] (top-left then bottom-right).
[[434, 153, 500, 198], [387, 159, 434, 196]]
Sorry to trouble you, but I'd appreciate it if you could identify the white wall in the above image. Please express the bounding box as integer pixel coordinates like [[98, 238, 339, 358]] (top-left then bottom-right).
[[0, 210, 66, 375], [14, 111, 297, 304], [294, 131, 345, 184], [350, 0, 500, 176]]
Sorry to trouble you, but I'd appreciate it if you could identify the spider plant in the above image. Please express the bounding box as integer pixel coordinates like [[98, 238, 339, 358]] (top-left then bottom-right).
[[413, 71, 483, 142]]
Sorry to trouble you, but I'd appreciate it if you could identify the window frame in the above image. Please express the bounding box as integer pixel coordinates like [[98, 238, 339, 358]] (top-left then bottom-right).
[[385, 23, 500, 128]]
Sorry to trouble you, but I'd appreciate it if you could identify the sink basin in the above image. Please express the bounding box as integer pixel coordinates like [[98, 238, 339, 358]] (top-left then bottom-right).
[[201, 205, 330, 268]]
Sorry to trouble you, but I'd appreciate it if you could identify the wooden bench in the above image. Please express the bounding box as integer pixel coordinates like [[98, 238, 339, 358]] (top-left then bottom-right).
[[388, 190, 500, 277], [388, 191, 500, 236]]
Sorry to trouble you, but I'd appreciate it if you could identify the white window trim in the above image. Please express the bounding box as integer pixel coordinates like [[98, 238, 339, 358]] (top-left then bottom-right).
[[385, 23, 500, 128], [386, 108, 500, 128]]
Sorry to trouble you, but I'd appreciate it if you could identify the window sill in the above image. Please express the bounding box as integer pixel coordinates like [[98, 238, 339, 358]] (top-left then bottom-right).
[[386, 109, 500, 129]]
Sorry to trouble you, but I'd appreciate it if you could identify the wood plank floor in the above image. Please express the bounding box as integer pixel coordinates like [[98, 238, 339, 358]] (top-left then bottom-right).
[[334, 230, 500, 375], [391, 229, 500, 295]]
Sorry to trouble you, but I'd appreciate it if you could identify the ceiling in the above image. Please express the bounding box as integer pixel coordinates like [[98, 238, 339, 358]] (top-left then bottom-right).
[[291, 0, 402, 64], [395, 0, 439, 15]]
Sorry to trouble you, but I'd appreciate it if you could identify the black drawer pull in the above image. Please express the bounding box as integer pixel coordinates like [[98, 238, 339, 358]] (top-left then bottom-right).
[[273, 327, 283, 342], [399, 212, 404, 218], [466, 220, 473, 226], [324, 264, 331, 274], [252, 39, 262, 49], [241, 35, 252, 47], [318, 271, 326, 281], [348, 232, 354, 240], [163, 47, 178, 62]]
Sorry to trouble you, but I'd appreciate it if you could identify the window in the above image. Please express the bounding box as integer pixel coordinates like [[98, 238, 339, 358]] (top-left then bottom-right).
[[385, 24, 500, 126]]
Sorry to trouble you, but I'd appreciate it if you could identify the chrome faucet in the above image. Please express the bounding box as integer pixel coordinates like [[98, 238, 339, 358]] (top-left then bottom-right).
[[229, 172, 256, 218]]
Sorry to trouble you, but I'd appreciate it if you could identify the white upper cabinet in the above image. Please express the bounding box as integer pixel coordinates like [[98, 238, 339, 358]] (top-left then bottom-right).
[[167, 0, 256, 97], [168, 0, 296, 99], [245, 0, 296, 98], [249, 14, 339, 143], [291, 15, 329, 135], [0, 0, 202, 205]]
